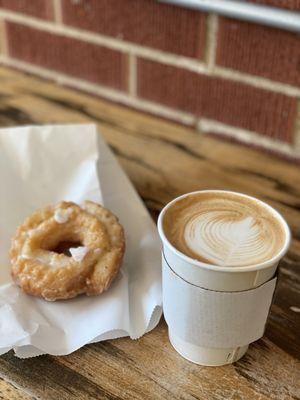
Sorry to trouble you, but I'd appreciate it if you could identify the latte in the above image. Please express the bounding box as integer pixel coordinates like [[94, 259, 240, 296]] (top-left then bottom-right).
[[163, 191, 286, 267]]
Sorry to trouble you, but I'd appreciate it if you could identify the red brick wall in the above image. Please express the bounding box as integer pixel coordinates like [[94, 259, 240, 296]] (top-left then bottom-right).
[[0, 0, 299, 157], [61, 0, 206, 59], [0, 0, 54, 19], [249, 0, 300, 10]]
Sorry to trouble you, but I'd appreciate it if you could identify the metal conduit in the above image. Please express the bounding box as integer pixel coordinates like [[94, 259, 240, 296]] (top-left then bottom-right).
[[159, 0, 300, 32]]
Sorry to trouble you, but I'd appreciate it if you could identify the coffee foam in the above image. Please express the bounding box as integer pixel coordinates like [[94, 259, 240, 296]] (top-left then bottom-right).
[[163, 192, 285, 267]]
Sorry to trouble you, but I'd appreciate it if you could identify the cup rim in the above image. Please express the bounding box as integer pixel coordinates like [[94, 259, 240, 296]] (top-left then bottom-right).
[[157, 190, 291, 273]]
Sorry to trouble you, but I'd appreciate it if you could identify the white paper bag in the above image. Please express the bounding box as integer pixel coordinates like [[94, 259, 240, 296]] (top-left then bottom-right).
[[0, 124, 162, 357]]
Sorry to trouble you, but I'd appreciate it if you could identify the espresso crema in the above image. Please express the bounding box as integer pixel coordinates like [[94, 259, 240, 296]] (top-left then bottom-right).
[[163, 192, 285, 267]]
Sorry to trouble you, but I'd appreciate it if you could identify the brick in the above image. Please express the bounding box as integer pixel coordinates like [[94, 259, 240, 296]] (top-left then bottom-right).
[[248, 0, 300, 10], [61, 0, 205, 59], [6, 22, 127, 91], [0, 0, 54, 20], [216, 18, 300, 87], [137, 59, 297, 142]]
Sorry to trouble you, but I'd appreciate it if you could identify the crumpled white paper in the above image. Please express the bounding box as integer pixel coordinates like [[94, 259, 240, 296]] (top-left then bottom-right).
[[0, 124, 162, 358]]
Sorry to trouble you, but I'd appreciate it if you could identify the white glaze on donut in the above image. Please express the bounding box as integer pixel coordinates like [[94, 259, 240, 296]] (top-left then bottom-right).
[[54, 207, 73, 223], [70, 246, 89, 262]]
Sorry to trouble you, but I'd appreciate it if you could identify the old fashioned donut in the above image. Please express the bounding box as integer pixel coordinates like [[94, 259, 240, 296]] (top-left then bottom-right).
[[10, 201, 125, 301]]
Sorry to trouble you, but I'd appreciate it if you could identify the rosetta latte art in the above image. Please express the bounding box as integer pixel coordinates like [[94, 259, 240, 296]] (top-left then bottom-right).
[[184, 211, 275, 266], [163, 192, 285, 267]]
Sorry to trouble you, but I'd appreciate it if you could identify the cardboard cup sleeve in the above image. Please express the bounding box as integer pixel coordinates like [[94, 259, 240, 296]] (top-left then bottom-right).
[[163, 255, 276, 349]]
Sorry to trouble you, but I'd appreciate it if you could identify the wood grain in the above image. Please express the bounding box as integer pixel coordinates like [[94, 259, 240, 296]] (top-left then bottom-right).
[[0, 66, 299, 400], [0, 377, 32, 400]]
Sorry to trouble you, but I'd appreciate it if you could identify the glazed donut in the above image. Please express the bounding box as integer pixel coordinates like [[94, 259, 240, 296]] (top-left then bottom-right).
[[10, 201, 125, 301]]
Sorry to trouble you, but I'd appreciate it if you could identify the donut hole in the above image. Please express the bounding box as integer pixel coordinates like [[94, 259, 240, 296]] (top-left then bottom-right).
[[49, 241, 83, 257], [37, 225, 85, 257]]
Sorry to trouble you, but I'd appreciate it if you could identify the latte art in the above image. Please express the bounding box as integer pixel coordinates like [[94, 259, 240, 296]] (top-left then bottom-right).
[[163, 192, 285, 267], [184, 211, 274, 266]]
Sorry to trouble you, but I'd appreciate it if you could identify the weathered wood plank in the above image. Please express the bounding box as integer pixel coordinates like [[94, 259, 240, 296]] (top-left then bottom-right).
[[0, 327, 298, 400], [0, 377, 33, 399], [0, 66, 299, 400]]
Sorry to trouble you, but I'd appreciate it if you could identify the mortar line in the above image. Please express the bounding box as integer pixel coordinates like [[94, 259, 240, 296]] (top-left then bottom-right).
[[215, 66, 300, 97], [53, 0, 63, 25], [128, 53, 137, 97], [205, 14, 219, 71], [198, 118, 299, 157]]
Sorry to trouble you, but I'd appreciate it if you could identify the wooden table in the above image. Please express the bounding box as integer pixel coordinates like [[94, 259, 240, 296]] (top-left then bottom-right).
[[0, 67, 299, 400]]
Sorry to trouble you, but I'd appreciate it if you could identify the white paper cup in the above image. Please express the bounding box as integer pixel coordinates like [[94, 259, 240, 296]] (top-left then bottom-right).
[[158, 190, 291, 366]]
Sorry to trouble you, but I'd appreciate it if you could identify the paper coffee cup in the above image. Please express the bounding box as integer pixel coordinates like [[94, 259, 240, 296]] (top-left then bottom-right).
[[158, 190, 291, 366]]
